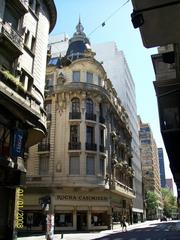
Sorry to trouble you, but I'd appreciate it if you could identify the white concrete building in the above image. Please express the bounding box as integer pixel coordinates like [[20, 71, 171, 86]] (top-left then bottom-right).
[[93, 42, 143, 222]]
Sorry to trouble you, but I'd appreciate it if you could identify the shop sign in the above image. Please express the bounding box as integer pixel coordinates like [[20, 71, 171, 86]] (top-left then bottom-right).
[[10, 128, 26, 159], [56, 194, 108, 201]]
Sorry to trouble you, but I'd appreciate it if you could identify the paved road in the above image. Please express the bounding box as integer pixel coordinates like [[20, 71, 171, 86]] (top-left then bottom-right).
[[94, 221, 180, 240], [17, 220, 180, 240]]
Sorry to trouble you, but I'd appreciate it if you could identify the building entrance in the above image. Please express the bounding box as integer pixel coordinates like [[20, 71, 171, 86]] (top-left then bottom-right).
[[77, 211, 87, 231]]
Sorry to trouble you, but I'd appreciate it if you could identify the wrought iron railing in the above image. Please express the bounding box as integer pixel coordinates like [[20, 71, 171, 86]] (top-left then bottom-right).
[[68, 142, 81, 150], [99, 145, 105, 152], [86, 142, 97, 151], [0, 22, 23, 50], [69, 112, 81, 119], [99, 116, 105, 124], [85, 113, 96, 121]]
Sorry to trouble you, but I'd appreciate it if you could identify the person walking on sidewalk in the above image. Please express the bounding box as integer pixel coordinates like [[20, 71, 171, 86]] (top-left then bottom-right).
[[121, 217, 127, 232]]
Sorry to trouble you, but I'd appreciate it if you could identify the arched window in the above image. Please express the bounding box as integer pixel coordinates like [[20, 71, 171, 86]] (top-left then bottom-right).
[[86, 98, 93, 114], [71, 98, 80, 113]]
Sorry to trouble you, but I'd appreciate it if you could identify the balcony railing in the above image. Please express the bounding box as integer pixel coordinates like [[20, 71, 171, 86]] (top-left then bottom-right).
[[38, 143, 50, 152], [0, 22, 23, 53], [99, 116, 105, 124], [99, 145, 105, 152], [68, 142, 81, 150], [86, 142, 97, 151], [69, 112, 81, 120], [85, 113, 96, 121]]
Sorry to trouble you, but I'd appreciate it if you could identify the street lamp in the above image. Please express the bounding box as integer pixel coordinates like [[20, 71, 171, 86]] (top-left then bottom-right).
[[39, 196, 54, 240]]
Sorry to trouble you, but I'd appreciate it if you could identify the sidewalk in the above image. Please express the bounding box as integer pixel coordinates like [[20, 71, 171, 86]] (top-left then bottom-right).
[[17, 220, 160, 240]]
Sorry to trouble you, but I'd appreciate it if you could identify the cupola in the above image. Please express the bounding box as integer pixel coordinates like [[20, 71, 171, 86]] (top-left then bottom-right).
[[62, 18, 95, 65]]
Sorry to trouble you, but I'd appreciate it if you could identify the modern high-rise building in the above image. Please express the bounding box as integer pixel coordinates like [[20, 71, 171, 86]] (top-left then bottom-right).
[[49, 32, 143, 224], [166, 178, 174, 193], [0, 0, 56, 239], [23, 21, 135, 232], [158, 148, 166, 188], [139, 118, 163, 219], [93, 42, 143, 223]]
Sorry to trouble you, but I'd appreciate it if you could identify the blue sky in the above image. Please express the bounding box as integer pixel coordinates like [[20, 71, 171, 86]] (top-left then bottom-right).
[[51, 0, 174, 184]]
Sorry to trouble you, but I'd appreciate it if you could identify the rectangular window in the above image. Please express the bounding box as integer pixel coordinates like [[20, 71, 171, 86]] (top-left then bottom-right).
[[86, 126, 94, 144], [4, 5, 19, 30], [31, 36, 36, 53], [55, 213, 73, 227], [69, 156, 80, 175], [45, 102, 52, 120], [100, 129, 104, 145], [24, 30, 30, 46], [86, 72, 93, 84], [86, 156, 95, 175], [39, 156, 49, 175], [72, 71, 80, 82], [70, 125, 79, 143], [100, 158, 105, 176]]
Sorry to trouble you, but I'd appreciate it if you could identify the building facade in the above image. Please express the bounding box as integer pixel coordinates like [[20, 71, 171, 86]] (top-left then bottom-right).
[[139, 119, 163, 219], [0, 0, 56, 239], [49, 35, 143, 224], [158, 148, 166, 188], [23, 21, 135, 232]]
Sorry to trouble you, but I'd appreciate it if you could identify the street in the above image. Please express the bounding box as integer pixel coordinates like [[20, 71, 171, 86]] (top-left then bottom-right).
[[18, 220, 180, 240]]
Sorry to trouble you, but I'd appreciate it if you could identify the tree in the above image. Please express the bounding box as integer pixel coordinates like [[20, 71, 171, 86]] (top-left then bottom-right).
[[161, 188, 177, 218], [145, 191, 158, 220]]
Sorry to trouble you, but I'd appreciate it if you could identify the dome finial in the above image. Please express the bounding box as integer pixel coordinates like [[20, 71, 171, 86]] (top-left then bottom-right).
[[76, 16, 84, 34]]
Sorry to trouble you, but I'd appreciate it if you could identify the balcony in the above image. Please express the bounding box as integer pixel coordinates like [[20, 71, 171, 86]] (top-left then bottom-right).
[[0, 22, 23, 58], [68, 142, 81, 150], [69, 112, 81, 120], [85, 113, 96, 121], [111, 180, 135, 198], [86, 143, 97, 151], [11, 0, 28, 15], [38, 143, 50, 152]]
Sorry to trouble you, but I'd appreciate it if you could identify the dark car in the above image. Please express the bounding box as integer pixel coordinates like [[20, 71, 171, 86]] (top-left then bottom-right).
[[160, 216, 167, 221]]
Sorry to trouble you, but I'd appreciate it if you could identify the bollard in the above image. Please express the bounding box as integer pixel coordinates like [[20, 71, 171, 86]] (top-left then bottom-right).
[[61, 233, 63, 239]]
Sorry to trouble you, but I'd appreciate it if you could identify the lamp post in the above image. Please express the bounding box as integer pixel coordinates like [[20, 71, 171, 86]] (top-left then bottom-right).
[[39, 196, 54, 240]]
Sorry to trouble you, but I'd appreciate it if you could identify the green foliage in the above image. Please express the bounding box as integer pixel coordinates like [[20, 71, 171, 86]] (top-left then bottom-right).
[[161, 188, 177, 218], [145, 191, 158, 210], [0, 69, 25, 92]]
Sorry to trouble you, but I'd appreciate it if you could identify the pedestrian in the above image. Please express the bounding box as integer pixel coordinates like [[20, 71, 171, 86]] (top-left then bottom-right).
[[121, 217, 127, 232]]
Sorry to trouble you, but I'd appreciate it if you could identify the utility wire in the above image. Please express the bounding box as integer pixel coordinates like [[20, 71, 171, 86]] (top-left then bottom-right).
[[88, 0, 130, 37]]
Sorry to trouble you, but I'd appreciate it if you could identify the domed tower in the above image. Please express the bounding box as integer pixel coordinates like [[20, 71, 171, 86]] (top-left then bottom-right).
[[62, 18, 94, 64]]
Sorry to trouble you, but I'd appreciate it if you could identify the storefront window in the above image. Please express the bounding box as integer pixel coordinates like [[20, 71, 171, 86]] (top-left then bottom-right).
[[23, 211, 45, 228], [91, 212, 107, 226], [55, 212, 73, 227]]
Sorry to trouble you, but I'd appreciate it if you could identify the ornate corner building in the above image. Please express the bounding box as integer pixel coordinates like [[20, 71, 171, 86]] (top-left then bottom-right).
[[24, 20, 135, 232], [0, 0, 56, 238]]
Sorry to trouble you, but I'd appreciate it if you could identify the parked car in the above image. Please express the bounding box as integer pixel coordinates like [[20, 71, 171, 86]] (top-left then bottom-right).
[[160, 216, 167, 221]]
